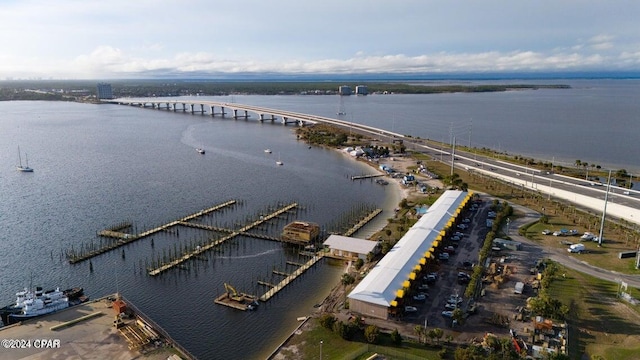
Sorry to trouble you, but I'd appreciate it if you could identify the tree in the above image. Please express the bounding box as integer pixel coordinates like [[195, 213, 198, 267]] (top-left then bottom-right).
[[432, 328, 444, 345], [414, 325, 424, 344], [390, 328, 402, 346], [341, 273, 355, 286], [318, 313, 336, 330], [354, 258, 364, 270], [364, 325, 380, 344]]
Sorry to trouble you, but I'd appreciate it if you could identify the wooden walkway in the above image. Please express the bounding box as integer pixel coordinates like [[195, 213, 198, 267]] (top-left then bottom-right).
[[68, 200, 237, 264], [351, 173, 384, 180], [343, 208, 383, 237], [147, 203, 297, 276], [259, 253, 323, 302]]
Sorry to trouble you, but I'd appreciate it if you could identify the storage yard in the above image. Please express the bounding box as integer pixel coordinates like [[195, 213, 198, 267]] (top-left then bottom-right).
[[0, 295, 191, 360]]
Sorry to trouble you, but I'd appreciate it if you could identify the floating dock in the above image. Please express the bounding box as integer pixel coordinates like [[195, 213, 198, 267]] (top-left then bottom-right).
[[147, 202, 298, 276], [214, 293, 258, 311]]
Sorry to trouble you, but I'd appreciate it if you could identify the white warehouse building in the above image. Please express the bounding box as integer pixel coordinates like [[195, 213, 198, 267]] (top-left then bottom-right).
[[347, 190, 473, 320]]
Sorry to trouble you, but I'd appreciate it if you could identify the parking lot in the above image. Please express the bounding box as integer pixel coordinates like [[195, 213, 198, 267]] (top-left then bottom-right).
[[401, 196, 489, 328], [398, 195, 545, 344]]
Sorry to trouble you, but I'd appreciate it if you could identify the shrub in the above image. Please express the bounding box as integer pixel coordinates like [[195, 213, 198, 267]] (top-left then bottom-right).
[[364, 325, 380, 344], [318, 313, 336, 330]]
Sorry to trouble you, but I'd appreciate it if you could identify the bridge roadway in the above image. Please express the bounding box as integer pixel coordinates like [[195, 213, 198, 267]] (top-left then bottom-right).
[[105, 98, 640, 226], [105, 98, 405, 140]]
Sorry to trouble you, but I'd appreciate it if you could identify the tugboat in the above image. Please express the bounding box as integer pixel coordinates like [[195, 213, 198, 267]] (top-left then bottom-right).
[[0, 286, 87, 325], [196, 148, 205, 154]]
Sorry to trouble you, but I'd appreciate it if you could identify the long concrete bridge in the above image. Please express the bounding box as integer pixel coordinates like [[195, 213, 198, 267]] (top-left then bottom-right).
[[104, 98, 405, 139], [104, 97, 640, 226]]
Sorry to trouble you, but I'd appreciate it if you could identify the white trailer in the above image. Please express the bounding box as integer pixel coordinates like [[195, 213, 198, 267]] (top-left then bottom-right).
[[514, 282, 524, 294]]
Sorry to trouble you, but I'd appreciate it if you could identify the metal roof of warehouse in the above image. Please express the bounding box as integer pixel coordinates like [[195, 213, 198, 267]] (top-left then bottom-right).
[[347, 190, 469, 307], [323, 235, 378, 254]]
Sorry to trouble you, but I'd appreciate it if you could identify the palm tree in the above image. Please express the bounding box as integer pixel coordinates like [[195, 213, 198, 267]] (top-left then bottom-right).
[[575, 159, 582, 169], [432, 328, 444, 345]]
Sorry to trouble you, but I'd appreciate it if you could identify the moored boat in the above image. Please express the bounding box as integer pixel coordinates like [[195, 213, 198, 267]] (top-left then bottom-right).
[[0, 286, 87, 325], [196, 148, 205, 154]]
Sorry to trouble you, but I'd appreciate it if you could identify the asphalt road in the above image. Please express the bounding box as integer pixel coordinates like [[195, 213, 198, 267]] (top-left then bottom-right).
[[507, 203, 640, 289]]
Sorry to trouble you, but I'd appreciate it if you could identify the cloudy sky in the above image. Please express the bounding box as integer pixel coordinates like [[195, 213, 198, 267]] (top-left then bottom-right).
[[1, 0, 639, 79]]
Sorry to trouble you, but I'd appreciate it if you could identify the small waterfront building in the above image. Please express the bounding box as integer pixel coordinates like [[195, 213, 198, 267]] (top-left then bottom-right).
[[323, 235, 378, 261], [281, 221, 320, 244], [347, 190, 473, 320], [97, 83, 113, 99], [338, 85, 352, 96]]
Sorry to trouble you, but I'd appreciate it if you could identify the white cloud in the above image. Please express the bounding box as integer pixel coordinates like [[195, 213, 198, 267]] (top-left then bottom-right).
[[1, 1, 639, 78]]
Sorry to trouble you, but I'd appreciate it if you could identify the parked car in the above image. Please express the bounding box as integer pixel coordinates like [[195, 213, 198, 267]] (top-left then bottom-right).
[[404, 306, 418, 313], [444, 246, 456, 254], [541, 229, 552, 235], [441, 311, 454, 318], [454, 231, 465, 237], [462, 218, 471, 223], [462, 261, 473, 268], [450, 235, 461, 241], [457, 224, 468, 229], [423, 274, 437, 284], [413, 293, 428, 301], [438, 253, 450, 261], [418, 284, 430, 291], [553, 230, 563, 236], [444, 303, 458, 310]]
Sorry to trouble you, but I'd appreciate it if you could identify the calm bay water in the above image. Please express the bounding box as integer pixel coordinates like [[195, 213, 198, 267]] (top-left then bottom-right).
[[0, 79, 638, 359]]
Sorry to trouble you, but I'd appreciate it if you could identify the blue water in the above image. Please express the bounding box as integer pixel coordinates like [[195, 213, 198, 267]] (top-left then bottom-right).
[[0, 79, 638, 359]]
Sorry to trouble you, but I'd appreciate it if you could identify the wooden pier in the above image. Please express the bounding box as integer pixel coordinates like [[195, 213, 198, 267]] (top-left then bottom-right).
[[343, 208, 383, 237], [259, 253, 323, 302], [147, 203, 298, 276], [350, 173, 384, 180], [68, 200, 237, 264]]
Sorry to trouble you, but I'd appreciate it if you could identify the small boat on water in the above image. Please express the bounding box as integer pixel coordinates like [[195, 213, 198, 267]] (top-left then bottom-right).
[[276, 153, 283, 166], [196, 148, 205, 154], [0, 286, 88, 325], [16, 146, 34, 172], [264, 149, 272, 154]]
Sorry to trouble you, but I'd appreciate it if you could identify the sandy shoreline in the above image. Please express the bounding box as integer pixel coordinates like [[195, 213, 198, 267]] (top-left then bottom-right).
[[340, 151, 414, 239]]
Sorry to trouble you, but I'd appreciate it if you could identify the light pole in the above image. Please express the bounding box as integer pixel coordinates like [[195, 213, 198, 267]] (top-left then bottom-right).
[[320, 340, 323, 359], [506, 218, 511, 235]]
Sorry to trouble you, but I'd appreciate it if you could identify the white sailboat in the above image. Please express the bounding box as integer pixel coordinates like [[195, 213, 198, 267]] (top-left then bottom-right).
[[16, 146, 33, 172], [337, 96, 347, 116], [276, 153, 283, 166]]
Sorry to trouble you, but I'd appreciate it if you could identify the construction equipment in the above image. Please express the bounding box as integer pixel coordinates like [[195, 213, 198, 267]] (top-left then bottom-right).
[[224, 283, 244, 302]]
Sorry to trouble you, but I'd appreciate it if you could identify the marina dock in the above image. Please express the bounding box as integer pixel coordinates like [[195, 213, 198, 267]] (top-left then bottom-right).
[[148, 202, 298, 276], [343, 208, 383, 236], [67, 200, 237, 264], [259, 253, 324, 302], [350, 173, 384, 180]]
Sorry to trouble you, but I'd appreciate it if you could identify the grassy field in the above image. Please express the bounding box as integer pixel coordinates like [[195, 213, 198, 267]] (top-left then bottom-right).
[[278, 319, 443, 360], [547, 264, 640, 359]]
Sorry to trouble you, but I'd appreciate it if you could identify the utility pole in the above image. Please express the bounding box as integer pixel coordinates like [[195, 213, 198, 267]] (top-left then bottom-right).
[[451, 136, 456, 177], [598, 170, 612, 247]]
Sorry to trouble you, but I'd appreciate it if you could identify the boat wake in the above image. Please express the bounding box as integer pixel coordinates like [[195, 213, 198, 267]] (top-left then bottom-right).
[[219, 248, 281, 259]]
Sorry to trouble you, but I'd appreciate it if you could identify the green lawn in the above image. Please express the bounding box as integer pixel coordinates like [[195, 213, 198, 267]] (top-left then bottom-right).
[[547, 264, 640, 359]]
